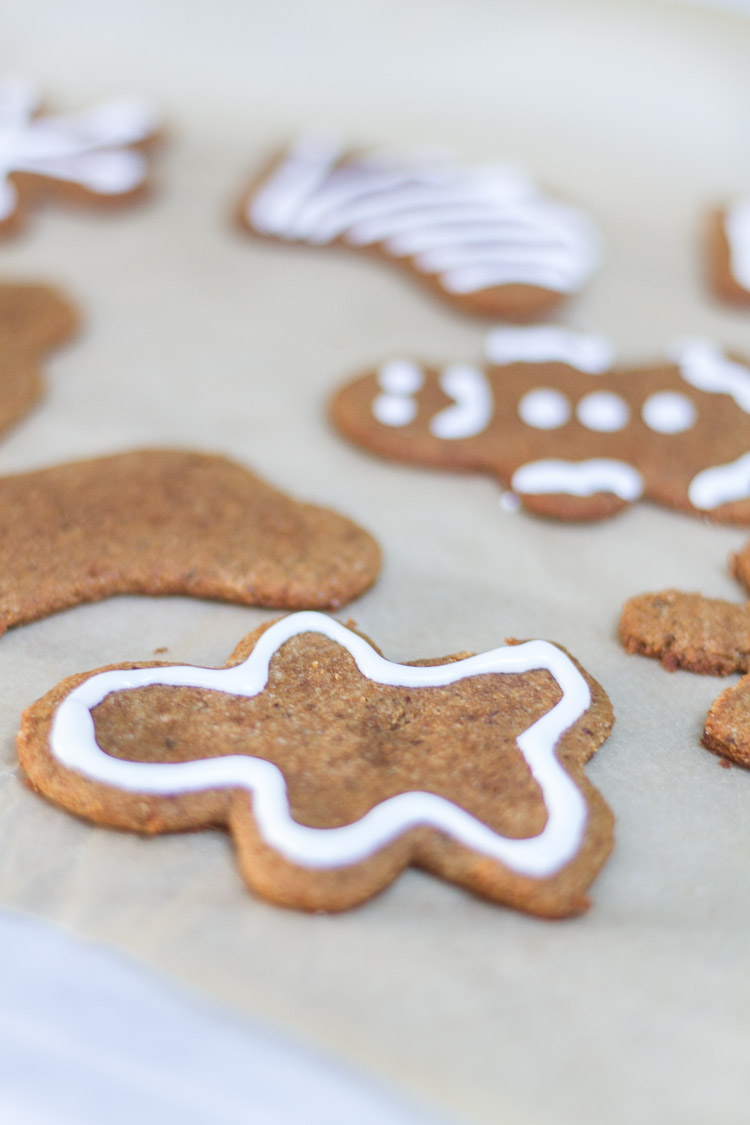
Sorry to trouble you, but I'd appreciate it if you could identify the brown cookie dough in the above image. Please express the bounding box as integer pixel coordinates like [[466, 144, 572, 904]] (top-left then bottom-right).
[[237, 139, 600, 320], [0, 450, 380, 635], [331, 328, 750, 523], [0, 79, 159, 236], [19, 614, 615, 916], [705, 204, 750, 309], [0, 282, 79, 436]]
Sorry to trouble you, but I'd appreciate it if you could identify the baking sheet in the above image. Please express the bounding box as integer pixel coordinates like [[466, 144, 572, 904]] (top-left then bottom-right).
[[2, 2, 750, 1122]]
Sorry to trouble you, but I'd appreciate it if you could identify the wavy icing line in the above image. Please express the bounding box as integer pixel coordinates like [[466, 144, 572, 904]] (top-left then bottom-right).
[[248, 138, 600, 296], [0, 78, 157, 222], [49, 612, 592, 878]]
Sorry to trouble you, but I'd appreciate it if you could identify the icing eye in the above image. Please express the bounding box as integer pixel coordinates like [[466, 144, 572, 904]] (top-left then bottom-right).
[[576, 391, 629, 432], [641, 391, 697, 434], [372, 359, 425, 427], [518, 387, 571, 429]]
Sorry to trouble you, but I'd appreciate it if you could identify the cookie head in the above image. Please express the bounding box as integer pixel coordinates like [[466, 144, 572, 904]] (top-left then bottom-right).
[[20, 613, 615, 916], [332, 328, 750, 523]]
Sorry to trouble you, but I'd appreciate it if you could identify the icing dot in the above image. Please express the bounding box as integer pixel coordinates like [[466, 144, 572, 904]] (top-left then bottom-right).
[[518, 387, 571, 430], [641, 391, 697, 434], [377, 359, 424, 395], [372, 394, 417, 427], [576, 391, 629, 433]]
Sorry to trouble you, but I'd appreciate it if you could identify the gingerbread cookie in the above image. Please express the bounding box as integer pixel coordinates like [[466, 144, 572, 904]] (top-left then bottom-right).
[[0, 450, 380, 634], [620, 549, 750, 766], [0, 78, 158, 235], [705, 202, 750, 309], [238, 137, 600, 320], [332, 326, 750, 523], [0, 282, 78, 435], [19, 612, 614, 915]]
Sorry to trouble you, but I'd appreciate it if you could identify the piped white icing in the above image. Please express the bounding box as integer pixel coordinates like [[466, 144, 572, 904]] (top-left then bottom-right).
[[485, 326, 613, 373], [49, 611, 594, 879], [0, 78, 157, 221], [518, 387, 571, 430], [249, 139, 600, 296], [372, 360, 424, 427], [576, 391, 629, 433], [641, 391, 696, 434], [688, 452, 750, 510], [512, 459, 644, 500], [724, 200, 750, 292], [670, 338, 750, 413], [430, 365, 493, 439]]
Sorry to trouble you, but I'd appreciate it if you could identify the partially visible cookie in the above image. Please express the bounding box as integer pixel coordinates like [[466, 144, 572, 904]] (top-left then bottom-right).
[[331, 327, 750, 523], [238, 138, 600, 320], [19, 612, 615, 916], [705, 203, 750, 309], [0, 282, 79, 436], [0, 78, 159, 235], [0, 450, 380, 634]]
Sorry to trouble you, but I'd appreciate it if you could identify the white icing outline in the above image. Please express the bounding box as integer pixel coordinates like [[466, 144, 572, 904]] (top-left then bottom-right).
[[248, 140, 600, 296], [49, 612, 593, 879], [688, 452, 750, 509], [670, 338, 750, 414], [724, 200, 750, 293], [485, 326, 613, 373], [0, 78, 157, 221], [512, 459, 644, 501], [430, 365, 493, 439]]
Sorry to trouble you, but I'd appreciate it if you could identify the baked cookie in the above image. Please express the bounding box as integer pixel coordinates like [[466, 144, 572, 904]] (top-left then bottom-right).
[[0, 449, 380, 634], [332, 326, 750, 523], [0, 282, 78, 435], [19, 612, 615, 916], [0, 78, 158, 235], [238, 137, 600, 320], [705, 202, 750, 308], [620, 547, 750, 766]]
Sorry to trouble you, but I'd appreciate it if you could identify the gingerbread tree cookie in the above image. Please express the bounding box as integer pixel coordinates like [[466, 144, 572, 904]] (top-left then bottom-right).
[[19, 612, 614, 916], [332, 327, 750, 523]]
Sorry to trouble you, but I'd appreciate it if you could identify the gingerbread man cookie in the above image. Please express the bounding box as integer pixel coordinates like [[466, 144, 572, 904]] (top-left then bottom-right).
[[332, 327, 750, 523], [0, 281, 78, 436], [705, 202, 750, 309], [19, 612, 614, 915], [621, 544, 750, 766], [0, 450, 380, 635], [238, 138, 600, 320], [0, 78, 158, 235]]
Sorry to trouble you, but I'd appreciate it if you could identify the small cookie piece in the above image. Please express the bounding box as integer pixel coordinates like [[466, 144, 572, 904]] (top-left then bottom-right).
[[331, 327, 750, 523], [19, 612, 614, 916], [0, 282, 78, 435], [0, 78, 159, 235], [0, 450, 380, 633], [705, 202, 750, 309], [238, 137, 600, 320], [620, 552, 750, 766]]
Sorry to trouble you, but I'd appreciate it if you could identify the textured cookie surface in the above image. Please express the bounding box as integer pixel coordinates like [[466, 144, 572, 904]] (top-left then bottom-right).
[[332, 326, 750, 523], [620, 549, 750, 766], [0, 282, 79, 435], [705, 204, 750, 309], [238, 138, 600, 320], [0, 450, 380, 634], [19, 613, 615, 916], [0, 78, 158, 235]]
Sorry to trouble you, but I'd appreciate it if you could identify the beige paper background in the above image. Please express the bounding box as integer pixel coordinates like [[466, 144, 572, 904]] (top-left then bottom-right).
[[2, 2, 750, 1122]]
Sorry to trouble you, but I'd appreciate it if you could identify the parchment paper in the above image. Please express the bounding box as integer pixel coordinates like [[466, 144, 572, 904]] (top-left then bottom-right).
[[1, 2, 750, 1123]]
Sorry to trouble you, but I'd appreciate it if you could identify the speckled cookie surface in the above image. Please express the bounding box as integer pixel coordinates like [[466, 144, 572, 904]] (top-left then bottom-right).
[[237, 139, 600, 320], [0, 282, 78, 436], [18, 613, 615, 916], [0, 450, 380, 634], [331, 327, 750, 523]]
